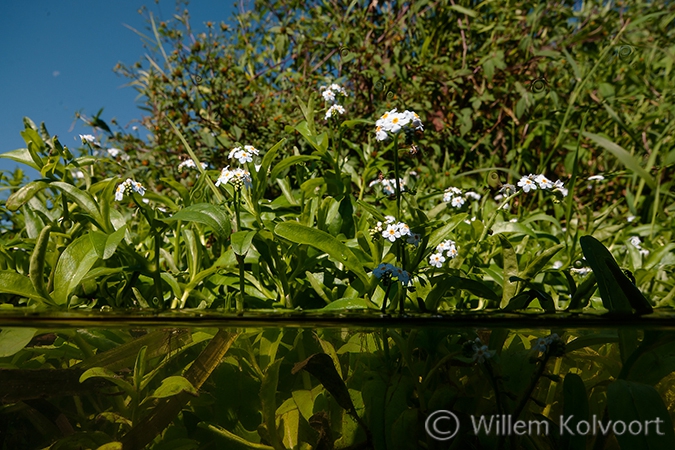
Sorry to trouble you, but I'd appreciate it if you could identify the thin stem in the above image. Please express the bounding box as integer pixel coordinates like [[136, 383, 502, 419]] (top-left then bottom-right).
[[477, 191, 521, 244], [392, 134, 402, 220], [512, 353, 551, 421], [234, 189, 245, 313]]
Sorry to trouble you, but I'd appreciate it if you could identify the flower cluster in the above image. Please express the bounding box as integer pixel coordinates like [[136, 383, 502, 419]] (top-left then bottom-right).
[[215, 166, 252, 190], [375, 108, 424, 142], [428, 239, 459, 268], [178, 159, 208, 171], [370, 216, 417, 244], [325, 104, 345, 120], [372, 262, 411, 286], [228, 145, 259, 165], [115, 178, 146, 201], [369, 177, 405, 196], [517, 174, 568, 198], [320, 83, 347, 120], [320, 83, 347, 103], [442, 187, 482, 208]]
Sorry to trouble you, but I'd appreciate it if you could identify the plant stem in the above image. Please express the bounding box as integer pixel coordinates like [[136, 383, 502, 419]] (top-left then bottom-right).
[[392, 134, 402, 220], [235, 189, 245, 312], [477, 191, 521, 244]]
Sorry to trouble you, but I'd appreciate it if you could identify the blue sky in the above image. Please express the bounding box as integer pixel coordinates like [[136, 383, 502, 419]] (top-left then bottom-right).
[[0, 1, 245, 178]]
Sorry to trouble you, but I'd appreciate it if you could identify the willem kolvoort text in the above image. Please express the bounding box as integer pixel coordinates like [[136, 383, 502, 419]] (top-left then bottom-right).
[[471, 414, 666, 436]]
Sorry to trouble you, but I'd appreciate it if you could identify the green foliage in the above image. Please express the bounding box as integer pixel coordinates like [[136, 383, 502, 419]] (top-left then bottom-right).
[[1, 325, 675, 449], [0, 0, 673, 316]]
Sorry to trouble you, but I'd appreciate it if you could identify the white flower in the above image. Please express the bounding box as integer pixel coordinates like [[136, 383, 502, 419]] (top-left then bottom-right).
[[588, 175, 605, 181], [178, 159, 208, 170], [383, 224, 402, 242], [228, 145, 259, 165], [446, 246, 458, 259], [371, 177, 405, 196], [499, 184, 516, 196], [114, 184, 125, 201], [79, 134, 97, 145], [384, 215, 396, 224], [374, 108, 423, 141], [509, 218, 518, 223], [429, 253, 445, 268], [321, 89, 336, 103], [451, 196, 465, 208], [108, 148, 122, 157], [552, 261, 563, 270], [72, 170, 85, 179], [627, 215, 636, 222], [320, 83, 347, 104], [325, 104, 345, 120], [436, 240, 456, 252], [629, 236, 642, 248], [216, 166, 251, 189], [215, 166, 234, 186], [465, 191, 481, 201], [570, 267, 592, 276], [553, 179, 568, 197], [375, 126, 388, 141], [518, 175, 537, 193], [535, 174, 553, 189]]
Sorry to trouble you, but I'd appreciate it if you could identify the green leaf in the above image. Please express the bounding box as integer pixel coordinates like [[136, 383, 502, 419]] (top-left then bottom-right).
[[583, 132, 656, 189], [30, 225, 53, 303], [79, 367, 136, 398], [6, 180, 49, 211], [607, 380, 675, 449], [274, 222, 369, 285], [321, 298, 372, 310], [449, 4, 478, 17], [0, 147, 42, 171], [427, 213, 468, 250], [580, 235, 652, 314], [291, 353, 356, 414], [90, 227, 127, 260], [269, 155, 321, 181], [53, 234, 100, 305], [152, 376, 198, 398], [231, 231, 256, 256], [162, 203, 232, 239], [426, 275, 499, 311], [0, 271, 47, 303], [255, 138, 286, 200], [0, 328, 37, 357], [518, 243, 564, 281], [50, 181, 105, 227]]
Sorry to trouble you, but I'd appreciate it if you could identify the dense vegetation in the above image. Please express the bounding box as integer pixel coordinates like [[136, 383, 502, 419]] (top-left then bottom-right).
[[0, 0, 673, 313], [2, 1, 675, 449]]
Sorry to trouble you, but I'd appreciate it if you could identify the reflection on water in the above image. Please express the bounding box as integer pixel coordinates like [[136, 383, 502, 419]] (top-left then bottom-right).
[[1, 316, 675, 449]]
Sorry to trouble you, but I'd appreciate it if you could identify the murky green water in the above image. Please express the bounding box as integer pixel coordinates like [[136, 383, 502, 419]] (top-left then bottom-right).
[[2, 312, 675, 449]]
